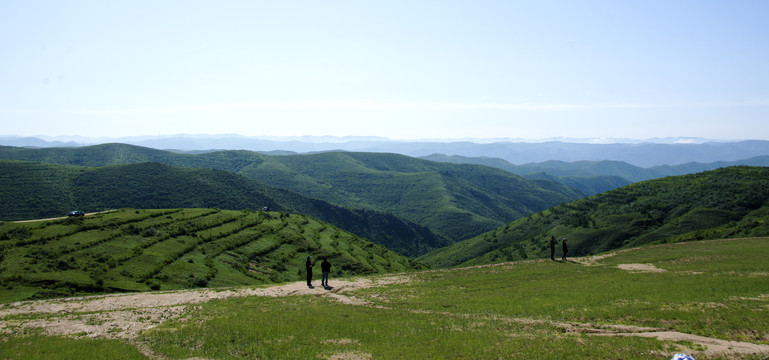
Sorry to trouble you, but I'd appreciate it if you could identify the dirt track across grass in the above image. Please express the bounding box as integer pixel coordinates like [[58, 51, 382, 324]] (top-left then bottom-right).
[[1, 260, 768, 358], [0, 276, 406, 340], [11, 210, 116, 223]]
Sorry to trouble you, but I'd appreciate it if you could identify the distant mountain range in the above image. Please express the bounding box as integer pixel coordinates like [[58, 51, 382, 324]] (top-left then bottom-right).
[[3, 135, 769, 167], [421, 153, 769, 194]]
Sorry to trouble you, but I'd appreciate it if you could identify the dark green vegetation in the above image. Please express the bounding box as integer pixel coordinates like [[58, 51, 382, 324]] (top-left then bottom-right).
[[0, 208, 421, 303], [420, 166, 769, 268], [0, 143, 583, 246], [0, 160, 446, 256], [513, 156, 769, 182], [422, 153, 769, 194], [235, 151, 582, 242], [4, 238, 766, 359]]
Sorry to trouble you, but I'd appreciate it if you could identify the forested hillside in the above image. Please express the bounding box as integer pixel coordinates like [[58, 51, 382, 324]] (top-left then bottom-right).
[[0, 209, 422, 303], [237, 152, 583, 241], [420, 166, 769, 267], [0, 161, 448, 256], [0, 144, 583, 243], [422, 153, 769, 189]]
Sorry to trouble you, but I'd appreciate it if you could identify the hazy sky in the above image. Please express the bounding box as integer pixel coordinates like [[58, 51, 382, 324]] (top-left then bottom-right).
[[2, 1, 768, 141]]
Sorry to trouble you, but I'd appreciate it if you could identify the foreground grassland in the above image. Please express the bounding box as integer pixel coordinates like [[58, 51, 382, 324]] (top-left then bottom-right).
[[1, 238, 767, 359]]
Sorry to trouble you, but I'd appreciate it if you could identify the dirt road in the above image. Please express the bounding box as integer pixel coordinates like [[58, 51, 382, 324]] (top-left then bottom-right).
[[0, 276, 406, 340], [11, 210, 116, 223]]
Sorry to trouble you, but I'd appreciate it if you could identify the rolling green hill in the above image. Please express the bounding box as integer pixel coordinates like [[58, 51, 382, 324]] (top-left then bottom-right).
[[236, 151, 584, 241], [519, 171, 632, 196], [0, 161, 448, 257], [420, 166, 769, 267], [422, 153, 769, 189], [0, 208, 423, 303], [0, 144, 583, 243]]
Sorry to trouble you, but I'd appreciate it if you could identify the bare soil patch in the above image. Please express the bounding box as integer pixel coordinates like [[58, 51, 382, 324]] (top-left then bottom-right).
[[0, 275, 409, 340], [617, 263, 667, 272], [328, 352, 372, 360], [599, 331, 769, 357]]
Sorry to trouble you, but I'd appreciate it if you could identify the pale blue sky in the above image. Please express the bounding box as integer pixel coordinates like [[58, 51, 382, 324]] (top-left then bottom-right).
[[1, 1, 768, 141]]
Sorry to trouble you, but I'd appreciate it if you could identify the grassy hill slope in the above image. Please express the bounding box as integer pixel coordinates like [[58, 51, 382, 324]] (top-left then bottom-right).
[[0, 144, 583, 242], [0, 208, 423, 303], [420, 166, 769, 268], [0, 161, 448, 256]]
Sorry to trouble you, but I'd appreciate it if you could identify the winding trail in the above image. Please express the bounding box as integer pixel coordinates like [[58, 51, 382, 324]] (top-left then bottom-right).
[[0, 276, 406, 340]]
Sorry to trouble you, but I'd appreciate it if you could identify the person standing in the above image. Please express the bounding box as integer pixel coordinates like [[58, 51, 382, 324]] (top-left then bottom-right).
[[561, 238, 568, 261], [549, 236, 556, 260], [306, 256, 314, 287], [321, 258, 331, 288]]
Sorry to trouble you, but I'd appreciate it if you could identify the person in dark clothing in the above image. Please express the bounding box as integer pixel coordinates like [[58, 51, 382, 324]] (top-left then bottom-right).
[[561, 238, 568, 261], [306, 256, 313, 287], [320, 258, 331, 288], [549, 236, 556, 260]]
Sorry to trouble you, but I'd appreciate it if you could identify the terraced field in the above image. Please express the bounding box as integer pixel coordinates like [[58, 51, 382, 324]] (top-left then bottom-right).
[[0, 209, 420, 303]]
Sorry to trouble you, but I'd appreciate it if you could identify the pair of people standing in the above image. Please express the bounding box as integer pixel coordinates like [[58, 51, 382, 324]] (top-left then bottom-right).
[[305, 256, 332, 288], [549, 236, 568, 261]]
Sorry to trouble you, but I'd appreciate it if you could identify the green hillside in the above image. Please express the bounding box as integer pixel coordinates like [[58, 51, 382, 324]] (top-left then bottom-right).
[[0, 143, 192, 167], [423, 152, 769, 187], [420, 166, 769, 267], [0, 161, 448, 257], [0, 208, 422, 303], [0, 144, 583, 242], [422, 154, 636, 195], [225, 151, 583, 241]]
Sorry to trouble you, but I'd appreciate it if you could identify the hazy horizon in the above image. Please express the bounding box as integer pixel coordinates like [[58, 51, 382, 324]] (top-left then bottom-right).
[[0, 133, 749, 145]]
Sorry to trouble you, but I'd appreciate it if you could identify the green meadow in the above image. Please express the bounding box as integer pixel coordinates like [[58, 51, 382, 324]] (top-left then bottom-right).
[[1, 237, 767, 359]]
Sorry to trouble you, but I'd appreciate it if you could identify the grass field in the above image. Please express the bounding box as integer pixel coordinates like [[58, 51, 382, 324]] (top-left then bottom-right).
[[1, 237, 767, 359]]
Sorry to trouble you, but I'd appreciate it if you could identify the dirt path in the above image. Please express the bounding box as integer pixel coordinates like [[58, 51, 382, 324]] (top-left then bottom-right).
[[0, 276, 407, 340], [402, 306, 769, 357], [12, 210, 116, 223]]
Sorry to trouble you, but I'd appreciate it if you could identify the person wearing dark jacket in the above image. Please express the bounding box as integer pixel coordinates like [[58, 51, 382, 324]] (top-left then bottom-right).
[[550, 236, 556, 260], [320, 258, 331, 288], [561, 238, 568, 261], [306, 256, 314, 287]]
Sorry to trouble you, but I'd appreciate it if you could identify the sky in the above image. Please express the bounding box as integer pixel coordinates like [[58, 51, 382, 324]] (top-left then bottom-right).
[[1, 0, 768, 142]]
